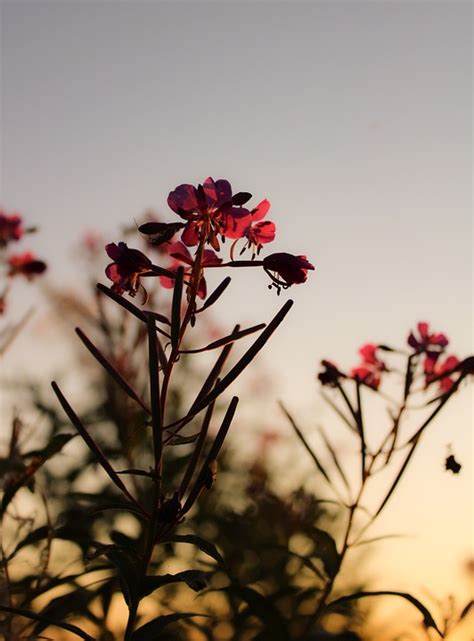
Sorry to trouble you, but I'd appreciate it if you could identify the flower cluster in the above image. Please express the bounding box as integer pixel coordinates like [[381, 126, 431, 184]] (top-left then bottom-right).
[[317, 322, 463, 396], [408, 322, 459, 393], [0, 209, 47, 314], [105, 177, 314, 299]]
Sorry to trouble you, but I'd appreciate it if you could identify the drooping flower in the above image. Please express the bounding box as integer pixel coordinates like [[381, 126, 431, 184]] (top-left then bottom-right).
[[160, 241, 222, 299], [263, 252, 314, 291], [350, 343, 386, 390], [8, 252, 47, 279], [424, 353, 460, 393], [167, 177, 254, 250], [0, 211, 24, 246], [105, 242, 152, 297]]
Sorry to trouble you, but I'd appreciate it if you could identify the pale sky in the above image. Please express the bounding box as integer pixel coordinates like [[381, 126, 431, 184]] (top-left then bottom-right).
[[1, 0, 472, 630]]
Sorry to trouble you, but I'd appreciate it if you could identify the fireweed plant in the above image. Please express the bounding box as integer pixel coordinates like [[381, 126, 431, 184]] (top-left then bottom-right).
[[0, 209, 46, 354], [0, 178, 314, 639], [279, 323, 473, 638]]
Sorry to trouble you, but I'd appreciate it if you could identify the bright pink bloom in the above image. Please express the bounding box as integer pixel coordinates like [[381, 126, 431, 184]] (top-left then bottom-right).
[[424, 353, 460, 393], [168, 177, 248, 250], [0, 211, 23, 246], [350, 343, 386, 390], [408, 322, 449, 353], [105, 242, 152, 297], [351, 366, 382, 390], [160, 241, 222, 299], [226, 199, 276, 256], [263, 253, 314, 290], [8, 252, 47, 279]]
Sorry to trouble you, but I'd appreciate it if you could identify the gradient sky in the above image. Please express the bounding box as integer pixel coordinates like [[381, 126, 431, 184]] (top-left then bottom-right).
[[1, 0, 472, 628]]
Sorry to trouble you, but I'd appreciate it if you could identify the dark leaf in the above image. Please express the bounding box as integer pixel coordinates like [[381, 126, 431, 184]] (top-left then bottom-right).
[[131, 613, 206, 641], [75, 327, 150, 415], [180, 323, 266, 354], [171, 267, 184, 350], [51, 382, 147, 518], [199, 276, 231, 311], [222, 586, 289, 640], [165, 534, 226, 569], [139, 570, 208, 597], [310, 527, 340, 579], [231, 192, 252, 206], [191, 301, 293, 415], [325, 591, 443, 636], [0, 605, 94, 640]]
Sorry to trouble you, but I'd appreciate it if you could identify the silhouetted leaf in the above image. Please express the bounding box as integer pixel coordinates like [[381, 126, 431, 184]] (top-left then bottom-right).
[[0, 605, 94, 640], [180, 323, 266, 354], [222, 586, 289, 640], [75, 327, 150, 414], [139, 570, 208, 597], [131, 613, 206, 640], [231, 192, 252, 205], [326, 591, 443, 636], [166, 534, 226, 569], [310, 528, 340, 579], [199, 276, 231, 311]]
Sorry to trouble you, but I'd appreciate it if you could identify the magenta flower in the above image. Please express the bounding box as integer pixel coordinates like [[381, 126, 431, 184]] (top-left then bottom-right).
[[8, 252, 47, 279], [105, 242, 152, 297], [168, 177, 248, 251], [0, 211, 24, 247], [424, 353, 460, 393], [263, 253, 314, 290], [350, 343, 386, 390], [226, 199, 276, 258], [408, 322, 448, 353], [160, 241, 222, 299]]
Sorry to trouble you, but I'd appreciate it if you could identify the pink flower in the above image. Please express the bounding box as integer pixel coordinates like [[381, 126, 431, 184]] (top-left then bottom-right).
[[424, 353, 460, 393], [167, 177, 273, 253], [105, 242, 152, 297], [160, 241, 222, 299], [168, 177, 242, 250], [408, 322, 448, 353], [226, 199, 276, 257], [263, 253, 314, 291], [350, 343, 386, 390], [0, 211, 24, 246], [8, 252, 47, 279]]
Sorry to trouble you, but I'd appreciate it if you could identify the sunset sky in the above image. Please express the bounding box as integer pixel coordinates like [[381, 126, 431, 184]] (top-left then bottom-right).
[[1, 0, 472, 631]]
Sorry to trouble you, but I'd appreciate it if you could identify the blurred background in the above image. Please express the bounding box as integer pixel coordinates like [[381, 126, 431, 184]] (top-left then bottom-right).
[[1, 1, 472, 638]]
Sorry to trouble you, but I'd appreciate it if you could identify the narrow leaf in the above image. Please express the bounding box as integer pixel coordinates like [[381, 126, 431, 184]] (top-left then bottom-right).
[[325, 591, 443, 636], [0, 605, 94, 641], [180, 323, 266, 354], [182, 397, 238, 513], [199, 276, 231, 311], [192, 301, 293, 415], [166, 534, 226, 569], [310, 527, 340, 579], [317, 427, 351, 495], [280, 403, 331, 486], [75, 327, 150, 415], [171, 266, 184, 350], [132, 613, 205, 641], [51, 382, 147, 517], [139, 570, 207, 597]]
